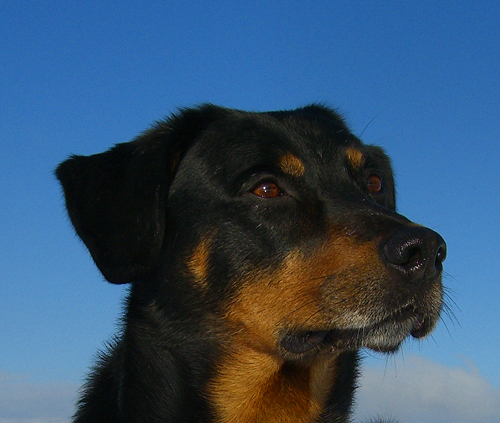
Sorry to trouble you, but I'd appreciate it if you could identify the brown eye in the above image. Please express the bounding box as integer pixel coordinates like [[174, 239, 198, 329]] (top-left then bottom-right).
[[366, 174, 382, 193], [252, 182, 282, 198]]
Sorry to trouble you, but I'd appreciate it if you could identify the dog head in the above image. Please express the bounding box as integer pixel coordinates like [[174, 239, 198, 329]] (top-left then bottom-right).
[[57, 104, 446, 359]]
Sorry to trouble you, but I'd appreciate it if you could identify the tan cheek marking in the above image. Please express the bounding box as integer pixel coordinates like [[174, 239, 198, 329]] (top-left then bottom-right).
[[226, 232, 392, 341], [346, 147, 365, 171], [186, 237, 211, 289], [225, 252, 324, 351], [279, 153, 306, 177], [309, 234, 393, 327]]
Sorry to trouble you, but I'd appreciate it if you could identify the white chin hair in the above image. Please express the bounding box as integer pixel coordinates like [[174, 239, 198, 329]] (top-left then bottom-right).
[[363, 320, 414, 350]]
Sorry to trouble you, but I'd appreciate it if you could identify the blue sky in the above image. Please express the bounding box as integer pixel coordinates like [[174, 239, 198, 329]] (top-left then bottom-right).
[[1, 1, 499, 422]]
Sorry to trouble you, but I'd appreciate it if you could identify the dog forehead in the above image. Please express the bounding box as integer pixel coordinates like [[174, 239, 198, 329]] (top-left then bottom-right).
[[182, 111, 364, 178]]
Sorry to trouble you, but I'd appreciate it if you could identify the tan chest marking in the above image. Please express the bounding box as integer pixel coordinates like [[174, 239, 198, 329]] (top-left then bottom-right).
[[209, 347, 338, 423]]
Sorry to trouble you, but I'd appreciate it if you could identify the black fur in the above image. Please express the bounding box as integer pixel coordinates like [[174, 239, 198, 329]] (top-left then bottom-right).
[[57, 104, 446, 422]]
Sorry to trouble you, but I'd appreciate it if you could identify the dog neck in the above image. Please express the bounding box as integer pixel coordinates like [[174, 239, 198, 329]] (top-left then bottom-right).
[[208, 345, 341, 423]]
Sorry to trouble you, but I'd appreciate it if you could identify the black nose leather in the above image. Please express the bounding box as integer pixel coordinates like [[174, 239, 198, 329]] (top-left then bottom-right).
[[382, 227, 446, 281]]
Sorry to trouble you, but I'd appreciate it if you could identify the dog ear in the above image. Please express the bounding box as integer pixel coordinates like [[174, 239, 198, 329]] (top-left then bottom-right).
[[56, 105, 224, 284]]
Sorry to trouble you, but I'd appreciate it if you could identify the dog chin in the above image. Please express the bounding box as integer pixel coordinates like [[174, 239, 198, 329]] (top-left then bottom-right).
[[361, 322, 415, 353], [281, 310, 436, 356]]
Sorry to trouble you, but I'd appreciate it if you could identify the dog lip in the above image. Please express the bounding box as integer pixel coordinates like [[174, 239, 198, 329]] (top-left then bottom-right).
[[282, 304, 432, 355], [281, 330, 330, 354], [410, 313, 433, 338], [389, 303, 435, 339]]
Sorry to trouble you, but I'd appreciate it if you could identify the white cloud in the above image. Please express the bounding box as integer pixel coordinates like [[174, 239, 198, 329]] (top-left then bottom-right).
[[354, 355, 500, 423], [0, 373, 77, 423]]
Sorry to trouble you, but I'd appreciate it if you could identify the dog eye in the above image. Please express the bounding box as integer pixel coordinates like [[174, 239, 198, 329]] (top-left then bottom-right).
[[252, 181, 283, 198], [366, 174, 383, 193]]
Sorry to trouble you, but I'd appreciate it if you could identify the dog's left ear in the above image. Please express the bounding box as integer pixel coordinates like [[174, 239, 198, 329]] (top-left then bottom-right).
[[56, 105, 224, 284]]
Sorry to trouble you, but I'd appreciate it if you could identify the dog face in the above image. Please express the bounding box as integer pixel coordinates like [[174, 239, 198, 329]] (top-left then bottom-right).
[[57, 104, 446, 421], [164, 106, 445, 357]]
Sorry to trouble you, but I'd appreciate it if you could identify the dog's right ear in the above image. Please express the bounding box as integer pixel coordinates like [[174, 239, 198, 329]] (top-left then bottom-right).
[[56, 105, 224, 284]]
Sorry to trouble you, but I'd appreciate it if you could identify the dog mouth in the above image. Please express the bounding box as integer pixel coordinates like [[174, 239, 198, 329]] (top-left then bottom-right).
[[281, 304, 435, 355]]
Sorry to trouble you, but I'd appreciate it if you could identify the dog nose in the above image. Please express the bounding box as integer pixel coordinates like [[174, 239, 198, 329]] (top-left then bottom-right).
[[382, 227, 447, 281]]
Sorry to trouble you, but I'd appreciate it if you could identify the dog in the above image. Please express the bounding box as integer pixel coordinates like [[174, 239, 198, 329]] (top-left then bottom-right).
[[56, 104, 446, 422]]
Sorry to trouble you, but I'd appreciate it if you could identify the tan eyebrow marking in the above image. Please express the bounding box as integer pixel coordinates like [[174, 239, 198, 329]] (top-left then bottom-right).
[[279, 153, 306, 177], [345, 147, 365, 170]]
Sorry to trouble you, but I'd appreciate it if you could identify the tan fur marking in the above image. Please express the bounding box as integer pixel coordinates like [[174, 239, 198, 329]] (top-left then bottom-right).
[[187, 238, 211, 289], [225, 251, 324, 350], [309, 355, 338, 411], [346, 147, 365, 170], [210, 347, 339, 423], [279, 153, 306, 177]]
